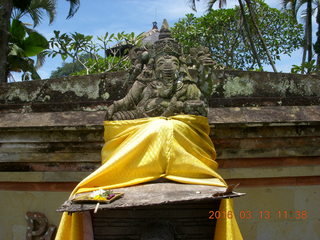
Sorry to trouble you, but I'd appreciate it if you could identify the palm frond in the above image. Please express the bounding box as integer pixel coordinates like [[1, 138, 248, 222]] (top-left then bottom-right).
[[12, 0, 32, 11], [207, 0, 217, 10], [281, 0, 298, 18], [188, 0, 199, 11], [29, 0, 56, 25], [300, 8, 309, 18], [35, 51, 47, 69], [281, 0, 296, 9], [12, 0, 57, 26], [281, 0, 313, 21], [28, 8, 43, 26], [207, 0, 226, 12], [11, 8, 24, 20], [187, 0, 226, 12], [66, 0, 80, 19], [296, 0, 308, 16]]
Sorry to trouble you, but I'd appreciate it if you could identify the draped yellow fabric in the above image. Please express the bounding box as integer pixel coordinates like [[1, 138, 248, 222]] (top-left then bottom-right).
[[55, 115, 243, 240]]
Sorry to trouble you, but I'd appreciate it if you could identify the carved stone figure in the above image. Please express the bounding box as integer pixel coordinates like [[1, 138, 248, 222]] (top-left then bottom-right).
[[25, 212, 56, 240], [105, 19, 215, 120]]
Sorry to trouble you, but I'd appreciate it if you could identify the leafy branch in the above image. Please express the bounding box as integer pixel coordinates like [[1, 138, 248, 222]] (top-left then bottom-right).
[[46, 30, 143, 75]]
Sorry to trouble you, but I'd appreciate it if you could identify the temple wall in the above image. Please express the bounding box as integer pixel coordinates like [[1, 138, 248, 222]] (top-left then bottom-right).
[[0, 191, 68, 240], [0, 70, 319, 239], [235, 186, 320, 240], [1, 70, 320, 112]]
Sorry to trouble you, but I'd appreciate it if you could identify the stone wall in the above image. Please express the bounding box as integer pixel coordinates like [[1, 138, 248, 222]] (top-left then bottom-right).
[[1, 70, 320, 113], [0, 70, 319, 239]]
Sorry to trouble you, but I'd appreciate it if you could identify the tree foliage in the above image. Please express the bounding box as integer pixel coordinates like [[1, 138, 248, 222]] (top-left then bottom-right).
[[47, 31, 143, 76], [283, 0, 320, 73], [0, 0, 80, 83], [50, 60, 84, 78], [8, 19, 48, 80], [11, 0, 56, 27], [172, 0, 303, 70]]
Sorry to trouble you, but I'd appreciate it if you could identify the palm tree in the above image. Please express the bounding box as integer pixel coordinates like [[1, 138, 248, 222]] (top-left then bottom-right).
[[8, 19, 49, 81], [237, 0, 263, 70], [243, 0, 277, 72], [188, 0, 277, 72], [0, 0, 80, 83], [7, 0, 57, 80], [282, 0, 314, 72], [12, 0, 56, 27], [314, 1, 320, 66]]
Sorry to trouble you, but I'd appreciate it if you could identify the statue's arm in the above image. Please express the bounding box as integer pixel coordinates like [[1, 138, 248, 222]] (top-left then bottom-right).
[[105, 81, 146, 120]]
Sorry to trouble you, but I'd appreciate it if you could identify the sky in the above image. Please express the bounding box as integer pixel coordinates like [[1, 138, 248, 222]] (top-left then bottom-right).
[[12, 0, 304, 81]]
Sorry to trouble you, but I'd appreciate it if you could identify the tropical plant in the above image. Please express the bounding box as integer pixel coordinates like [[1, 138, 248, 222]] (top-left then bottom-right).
[[7, 19, 48, 80], [0, 0, 80, 83], [291, 59, 318, 73], [314, 1, 320, 66], [7, 0, 59, 81], [172, 2, 303, 70], [50, 60, 85, 78], [11, 0, 56, 27], [188, 0, 281, 72], [282, 0, 314, 73], [47, 31, 143, 75]]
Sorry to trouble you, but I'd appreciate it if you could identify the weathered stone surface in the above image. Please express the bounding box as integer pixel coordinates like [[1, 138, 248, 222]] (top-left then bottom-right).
[[208, 106, 320, 124], [211, 71, 320, 97], [25, 212, 56, 240], [0, 71, 128, 113], [0, 69, 319, 240], [1, 70, 320, 113], [0, 106, 319, 172], [0, 111, 104, 127], [0, 106, 319, 129], [57, 183, 243, 212]]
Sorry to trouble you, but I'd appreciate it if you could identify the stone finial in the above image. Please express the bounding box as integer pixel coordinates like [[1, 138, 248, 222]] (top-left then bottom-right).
[[153, 19, 181, 58], [159, 19, 171, 39]]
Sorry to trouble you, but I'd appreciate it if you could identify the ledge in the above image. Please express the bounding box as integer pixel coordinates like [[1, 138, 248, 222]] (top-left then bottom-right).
[[57, 182, 245, 212], [0, 106, 319, 129], [1, 70, 320, 113]]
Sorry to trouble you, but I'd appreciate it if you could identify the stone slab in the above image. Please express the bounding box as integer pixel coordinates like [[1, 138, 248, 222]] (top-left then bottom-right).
[[57, 182, 244, 212]]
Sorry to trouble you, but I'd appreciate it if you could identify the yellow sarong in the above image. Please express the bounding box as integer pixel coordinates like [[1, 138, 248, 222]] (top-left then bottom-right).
[[55, 115, 243, 240]]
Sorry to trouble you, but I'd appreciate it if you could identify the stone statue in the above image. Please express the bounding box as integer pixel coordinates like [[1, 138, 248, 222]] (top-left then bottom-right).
[[105, 19, 216, 120]]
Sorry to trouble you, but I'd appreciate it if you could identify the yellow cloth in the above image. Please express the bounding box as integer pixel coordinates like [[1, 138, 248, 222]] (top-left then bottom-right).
[[55, 115, 243, 240]]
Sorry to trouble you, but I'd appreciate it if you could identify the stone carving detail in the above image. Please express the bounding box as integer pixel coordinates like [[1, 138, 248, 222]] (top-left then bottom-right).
[[105, 19, 219, 120], [25, 212, 56, 240]]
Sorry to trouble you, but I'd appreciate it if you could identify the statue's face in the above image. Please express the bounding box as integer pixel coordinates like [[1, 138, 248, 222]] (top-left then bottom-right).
[[155, 55, 179, 81], [153, 55, 179, 98]]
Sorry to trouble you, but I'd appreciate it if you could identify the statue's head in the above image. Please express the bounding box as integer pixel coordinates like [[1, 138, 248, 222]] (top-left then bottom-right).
[[154, 55, 179, 81]]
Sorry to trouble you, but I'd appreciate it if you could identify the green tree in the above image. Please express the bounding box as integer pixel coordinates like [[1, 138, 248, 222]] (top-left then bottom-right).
[[0, 0, 80, 83], [7, 0, 58, 81], [283, 0, 317, 73], [314, 1, 320, 67], [172, 2, 303, 70], [50, 61, 84, 78], [189, 0, 281, 72], [11, 0, 56, 27], [47, 31, 143, 75], [7, 19, 48, 80]]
